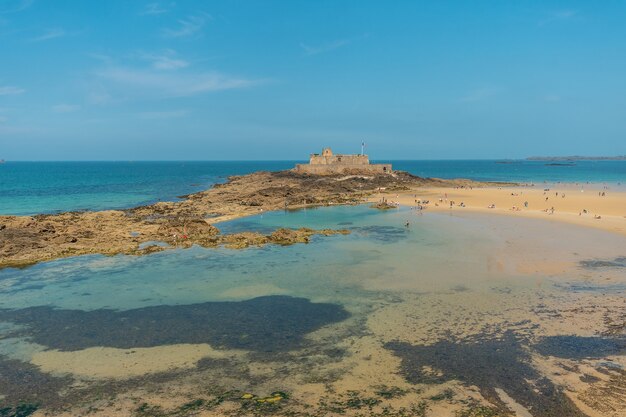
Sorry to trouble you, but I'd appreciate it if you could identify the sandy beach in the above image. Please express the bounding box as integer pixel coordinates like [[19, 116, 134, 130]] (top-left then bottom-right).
[[372, 183, 626, 237]]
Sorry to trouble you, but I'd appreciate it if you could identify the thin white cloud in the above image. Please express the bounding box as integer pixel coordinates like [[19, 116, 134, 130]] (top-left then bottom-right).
[[141, 2, 169, 15], [300, 38, 352, 56], [458, 88, 499, 103], [87, 88, 112, 105], [86, 53, 114, 64], [52, 104, 81, 113], [30, 28, 66, 42], [154, 56, 188, 70], [142, 51, 189, 70], [0, 85, 25, 95], [95, 66, 259, 98], [138, 109, 188, 119], [554, 10, 578, 19], [162, 14, 211, 38], [539, 10, 579, 26]]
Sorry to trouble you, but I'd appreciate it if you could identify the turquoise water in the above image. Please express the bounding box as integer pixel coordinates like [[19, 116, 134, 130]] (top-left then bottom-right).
[[389, 159, 626, 184], [0, 205, 505, 314], [2, 204, 622, 313], [0, 206, 423, 311], [1, 160, 625, 215], [0, 161, 296, 216], [1, 204, 625, 414]]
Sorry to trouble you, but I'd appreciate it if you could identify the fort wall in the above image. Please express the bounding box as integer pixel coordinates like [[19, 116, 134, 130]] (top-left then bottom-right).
[[294, 147, 392, 175], [309, 154, 370, 166], [295, 163, 392, 175]]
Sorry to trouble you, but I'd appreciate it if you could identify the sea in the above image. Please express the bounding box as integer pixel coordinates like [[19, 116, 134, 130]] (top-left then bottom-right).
[[1, 159, 625, 215], [1, 160, 626, 414]]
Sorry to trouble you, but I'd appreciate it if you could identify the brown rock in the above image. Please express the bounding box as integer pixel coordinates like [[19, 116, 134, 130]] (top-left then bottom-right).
[[0, 169, 499, 269]]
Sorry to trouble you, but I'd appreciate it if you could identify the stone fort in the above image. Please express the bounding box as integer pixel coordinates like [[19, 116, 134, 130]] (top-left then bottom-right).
[[295, 147, 392, 175]]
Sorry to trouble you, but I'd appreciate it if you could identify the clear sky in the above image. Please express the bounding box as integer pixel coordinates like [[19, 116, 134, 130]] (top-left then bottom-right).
[[1, 0, 625, 160]]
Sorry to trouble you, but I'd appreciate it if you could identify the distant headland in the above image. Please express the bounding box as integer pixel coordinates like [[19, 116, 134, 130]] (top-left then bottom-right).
[[526, 155, 626, 161]]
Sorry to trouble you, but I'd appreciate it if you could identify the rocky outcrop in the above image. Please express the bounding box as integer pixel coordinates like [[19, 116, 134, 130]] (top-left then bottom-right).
[[371, 202, 398, 210], [0, 170, 496, 269]]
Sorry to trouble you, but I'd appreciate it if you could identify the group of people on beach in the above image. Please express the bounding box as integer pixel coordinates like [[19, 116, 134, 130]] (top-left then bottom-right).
[[392, 184, 610, 224]]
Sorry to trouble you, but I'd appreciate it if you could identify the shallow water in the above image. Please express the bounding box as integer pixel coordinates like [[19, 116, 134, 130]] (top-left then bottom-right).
[[1, 206, 625, 415]]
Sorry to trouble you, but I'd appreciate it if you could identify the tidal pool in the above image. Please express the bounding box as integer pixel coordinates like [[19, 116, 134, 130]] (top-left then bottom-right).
[[0, 205, 625, 416]]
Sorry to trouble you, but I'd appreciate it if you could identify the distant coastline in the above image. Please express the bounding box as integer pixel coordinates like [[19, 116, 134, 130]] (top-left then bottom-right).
[[527, 155, 626, 161]]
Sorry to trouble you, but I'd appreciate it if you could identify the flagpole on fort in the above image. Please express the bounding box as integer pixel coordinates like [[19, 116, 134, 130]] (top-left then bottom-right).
[[361, 142, 365, 156]]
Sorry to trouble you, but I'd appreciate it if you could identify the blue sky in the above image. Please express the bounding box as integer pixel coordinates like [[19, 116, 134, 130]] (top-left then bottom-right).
[[0, 0, 625, 160]]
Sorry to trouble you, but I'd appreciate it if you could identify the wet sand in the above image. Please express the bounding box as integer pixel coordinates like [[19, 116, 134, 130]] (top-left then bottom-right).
[[31, 344, 243, 379]]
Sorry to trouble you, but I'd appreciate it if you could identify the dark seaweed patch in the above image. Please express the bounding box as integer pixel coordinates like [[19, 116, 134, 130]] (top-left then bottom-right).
[[557, 283, 626, 293], [0, 357, 70, 411], [350, 226, 407, 243], [534, 336, 626, 360], [580, 374, 601, 383], [1, 354, 257, 413], [0, 403, 39, 417], [0, 296, 349, 352], [580, 257, 626, 269], [386, 332, 588, 417]]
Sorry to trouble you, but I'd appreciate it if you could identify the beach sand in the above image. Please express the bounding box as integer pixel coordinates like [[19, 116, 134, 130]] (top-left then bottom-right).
[[372, 183, 626, 236]]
